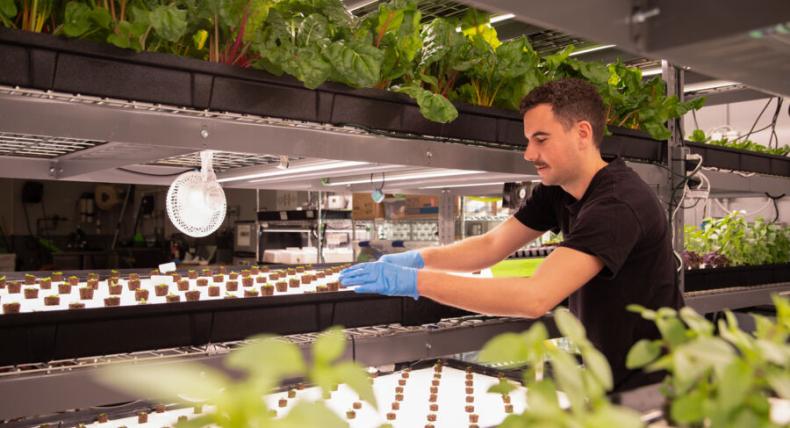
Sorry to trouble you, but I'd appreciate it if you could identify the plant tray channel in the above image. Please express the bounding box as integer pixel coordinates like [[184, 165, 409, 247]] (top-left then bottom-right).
[[0, 29, 664, 162], [0, 289, 467, 367], [686, 142, 790, 177], [684, 263, 790, 292]]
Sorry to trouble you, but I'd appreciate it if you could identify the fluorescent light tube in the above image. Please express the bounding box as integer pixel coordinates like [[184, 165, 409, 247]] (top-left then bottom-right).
[[327, 170, 483, 186], [569, 44, 616, 57], [218, 161, 368, 183], [419, 181, 506, 189]]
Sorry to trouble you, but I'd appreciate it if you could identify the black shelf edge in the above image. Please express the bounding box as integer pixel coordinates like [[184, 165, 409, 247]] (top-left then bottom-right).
[[0, 29, 666, 163], [686, 141, 790, 178], [257, 209, 352, 221], [684, 263, 790, 292], [0, 289, 469, 366]]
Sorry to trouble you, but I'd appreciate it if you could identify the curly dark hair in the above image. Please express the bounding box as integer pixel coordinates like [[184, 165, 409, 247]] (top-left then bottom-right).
[[519, 78, 606, 148]]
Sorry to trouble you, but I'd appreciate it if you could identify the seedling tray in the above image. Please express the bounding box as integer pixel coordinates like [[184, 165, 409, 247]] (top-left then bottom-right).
[[684, 263, 790, 292], [686, 141, 790, 177]]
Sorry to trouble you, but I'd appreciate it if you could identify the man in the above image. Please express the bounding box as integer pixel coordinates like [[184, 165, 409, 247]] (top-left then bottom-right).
[[340, 78, 684, 392]]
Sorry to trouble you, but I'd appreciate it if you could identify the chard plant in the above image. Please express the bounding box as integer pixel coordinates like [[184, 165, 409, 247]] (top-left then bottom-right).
[[626, 295, 790, 427], [98, 326, 376, 427], [478, 307, 644, 428]]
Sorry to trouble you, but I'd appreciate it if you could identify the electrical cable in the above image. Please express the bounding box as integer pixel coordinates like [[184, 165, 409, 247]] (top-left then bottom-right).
[[765, 192, 786, 223], [117, 167, 193, 177], [742, 97, 774, 142]]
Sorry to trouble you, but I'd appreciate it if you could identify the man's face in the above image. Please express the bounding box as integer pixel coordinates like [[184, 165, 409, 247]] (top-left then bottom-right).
[[522, 104, 582, 186]]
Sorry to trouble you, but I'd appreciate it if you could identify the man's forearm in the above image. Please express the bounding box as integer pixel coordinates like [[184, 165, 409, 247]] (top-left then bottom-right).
[[420, 235, 501, 272], [416, 270, 547, 318]]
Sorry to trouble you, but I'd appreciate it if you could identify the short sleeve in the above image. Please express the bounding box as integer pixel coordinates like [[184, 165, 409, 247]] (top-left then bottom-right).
[[513, 184, 560, 232], [560, 199, 642, 279]]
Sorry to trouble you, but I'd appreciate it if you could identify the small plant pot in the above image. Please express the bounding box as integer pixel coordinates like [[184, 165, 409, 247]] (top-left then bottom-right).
[[135, 289, 149, 301], [275, 281, 288, 292], [250, 266, 260, 275], [208, 285, 220, 297], [196, 278, 209, 287], [39, 278, 52, 289], [87, 279, 99, 290], [166, 294, 180, 303], [185, 290, 200, 301], [188, 270, 198, 279], [87, 273, 99, 281], [316, 285, 328, 293], [127, 279, 141, 290], [261, 284, 274, 296], [170, 272, 181, 282], [296, 266, 305, 273], [24, 274, 36, 285], [68, 277, 79, 286], [79, 287, 94, 300], [104, 296, 120, 307], [242, 276, 254, 287], [244, 288, 259, 297], [44, 295, 60, 306], [7, 281, 21, 294], [128, 273, 140, 281], [240, 269, 251, 277], [68, 302, 85, 310], [213, 274, 224, 283], [3, 302, 20, 314], [229, 272, 239, 280], [327, 281, 340, 292], [289, 278, 300, 288], [256, 275, 267, 284], [177, 279, 189, 291], [226, 280, 238, 291], [24, 287, 38, 299], [155, 284, 169, 296], [58, 283, 71, 294], [52, 272, 64, 282]]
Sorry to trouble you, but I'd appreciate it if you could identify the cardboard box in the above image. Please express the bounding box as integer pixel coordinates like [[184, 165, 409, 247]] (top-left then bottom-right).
[[352, 193, 385, 220]]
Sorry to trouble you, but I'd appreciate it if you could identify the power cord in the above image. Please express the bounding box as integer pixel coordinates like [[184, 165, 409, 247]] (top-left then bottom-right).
[[117, 167, 193, 177]]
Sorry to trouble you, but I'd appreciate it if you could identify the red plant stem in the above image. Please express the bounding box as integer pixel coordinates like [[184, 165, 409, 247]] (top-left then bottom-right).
[[227, 3, 250, 65], [375, 12, 394, 48]]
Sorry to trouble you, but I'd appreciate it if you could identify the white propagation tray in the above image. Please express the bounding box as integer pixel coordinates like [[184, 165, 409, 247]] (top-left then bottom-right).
[[85, 366, 565, 428], [263, 248, 353, 264], [0, 269, 343, 314]]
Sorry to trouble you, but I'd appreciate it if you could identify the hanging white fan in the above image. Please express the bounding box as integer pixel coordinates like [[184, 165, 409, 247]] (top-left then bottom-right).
[[166, 150, 226, 237]]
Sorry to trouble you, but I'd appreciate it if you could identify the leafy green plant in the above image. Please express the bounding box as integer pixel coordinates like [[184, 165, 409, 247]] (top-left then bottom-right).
[[0, 0, 18, 28], [626, 296, 790, 427], [98, 326, 376, 427], [689, 129, 790, 156], [478, 307, 644, 428], [684, 211, 790, 268]]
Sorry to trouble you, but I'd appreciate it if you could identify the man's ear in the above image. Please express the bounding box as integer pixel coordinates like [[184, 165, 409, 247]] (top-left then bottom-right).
[[576, 120, 594, 149]]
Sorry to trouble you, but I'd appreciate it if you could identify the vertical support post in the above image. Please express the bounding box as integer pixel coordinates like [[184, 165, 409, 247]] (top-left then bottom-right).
[[255, 188, 260, 264], [438, 190, 455, 245], [351, 218, 357, 262], [317, 191, 324, 264], [662, 60, 687, 293], [460, 196, 466, 240]]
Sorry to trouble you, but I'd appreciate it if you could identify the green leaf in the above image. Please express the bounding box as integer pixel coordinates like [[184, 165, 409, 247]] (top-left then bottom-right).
[[547, 347, 585, 415], [626, 304, 656, 320], [226, 335, 306, 384], [584, 404, 644, 428], [393, 84, 458, 123], [274, 401, 347, 428], [717, 359, 753, 413], [656, 317, 688, 349], [326, 40, 384, 88], [766, 368, 790, 400], [626, 339, 662, 369], [289, 46, 333, 89], [679, 306, 714, 336], [582, 346, 613, 392], [525, 379, 563, 417], [554, 307, 587, 345], [488, 378, 518, 395], [149, 4, 188, 43], [97, 362, 228, 403], [0, 0, 16, 20], [63, 2, 93, 37], [313, 327, 346, 366], [334, 362, 377, 409], [670, 387, 706, 424], [478, 332, 528, 364]]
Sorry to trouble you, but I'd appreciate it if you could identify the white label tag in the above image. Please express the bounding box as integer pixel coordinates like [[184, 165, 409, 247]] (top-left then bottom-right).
[[158, 262, 177, 274]]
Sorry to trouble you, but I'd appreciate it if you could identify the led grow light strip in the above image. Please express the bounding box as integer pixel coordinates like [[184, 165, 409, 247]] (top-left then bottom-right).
[[326, 170, 484, 186], [217, 161, 368, 183], [569, 44, 616, 56], [420, 181, 506, 189]]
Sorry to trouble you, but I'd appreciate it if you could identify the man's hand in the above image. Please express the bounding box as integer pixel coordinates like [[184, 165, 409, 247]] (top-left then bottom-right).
[[379, 250, 424, 269], [339, 262, 419, 300]]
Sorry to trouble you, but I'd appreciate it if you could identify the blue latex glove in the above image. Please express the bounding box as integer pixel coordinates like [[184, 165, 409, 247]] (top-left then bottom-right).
[[339, 261, 419, 300], [378, 250, 425, 269]]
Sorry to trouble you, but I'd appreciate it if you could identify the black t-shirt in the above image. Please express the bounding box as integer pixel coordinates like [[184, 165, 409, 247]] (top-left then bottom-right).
[[514, 157, 684, 392]]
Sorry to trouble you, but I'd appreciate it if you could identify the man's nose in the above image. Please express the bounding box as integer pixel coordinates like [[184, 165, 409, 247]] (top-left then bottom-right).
[[523, 143, 537, 162]]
